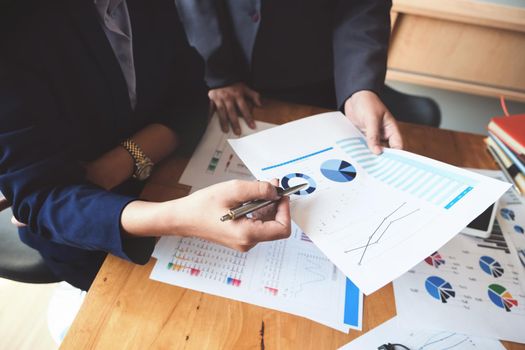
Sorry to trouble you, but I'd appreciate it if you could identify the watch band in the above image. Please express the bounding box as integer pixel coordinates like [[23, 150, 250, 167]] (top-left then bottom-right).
[[120, 139, 154, 180]]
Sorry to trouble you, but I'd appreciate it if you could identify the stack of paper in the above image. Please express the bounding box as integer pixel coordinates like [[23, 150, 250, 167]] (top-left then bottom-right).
[[393, 169, 525, 344], [151, 116, 361, 332], [151, 223, 361, 332]]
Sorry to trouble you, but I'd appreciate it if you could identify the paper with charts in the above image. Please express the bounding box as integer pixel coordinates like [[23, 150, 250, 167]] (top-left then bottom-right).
[[393, 216, 525, 343], [339, 316, 506, 350], [484, 168, 525, 270], [228, 112, 510, 295], [179, 114, 275, 191], [150, 223, 362, 332]]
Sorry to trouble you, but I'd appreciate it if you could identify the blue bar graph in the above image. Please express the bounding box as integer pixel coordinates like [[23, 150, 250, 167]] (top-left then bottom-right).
[[336, 137, 477, 209]]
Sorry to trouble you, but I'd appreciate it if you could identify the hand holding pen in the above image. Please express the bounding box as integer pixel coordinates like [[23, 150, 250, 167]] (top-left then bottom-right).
[[177, 179, 292, 252], [221, 183, 307, 221]]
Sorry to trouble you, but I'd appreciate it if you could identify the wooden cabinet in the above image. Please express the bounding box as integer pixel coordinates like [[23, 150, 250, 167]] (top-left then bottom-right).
[[389, 0, 525, 102]]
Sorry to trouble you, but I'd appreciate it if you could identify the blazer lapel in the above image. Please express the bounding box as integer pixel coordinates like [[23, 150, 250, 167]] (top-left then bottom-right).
[[127, 0, 158, 116], [65, 0, 132, 129]]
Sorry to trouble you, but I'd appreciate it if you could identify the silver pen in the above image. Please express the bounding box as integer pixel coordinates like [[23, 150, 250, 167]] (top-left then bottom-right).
[[220, 183, 308, 222]]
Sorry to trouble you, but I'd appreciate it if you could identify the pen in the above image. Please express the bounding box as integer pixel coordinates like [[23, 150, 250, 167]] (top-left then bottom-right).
[[220, 183, 308, 222]]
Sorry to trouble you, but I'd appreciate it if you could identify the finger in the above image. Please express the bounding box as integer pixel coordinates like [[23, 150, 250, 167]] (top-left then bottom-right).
[[246, 88, 262, 107], [365, 116, 383, 155], [237, 98, 256, 129], [251, 202, 278, 221], [240, 197, 291, 242], [385, 113, 404, 150], [273, 195, 291, 229], [225, 100, 241, 135], [249, 179, 281, 220], [208, 99, 216, 120], [215, 101, 229, 132], [11, 216, 27, 228], [225, 180, 280, 205]]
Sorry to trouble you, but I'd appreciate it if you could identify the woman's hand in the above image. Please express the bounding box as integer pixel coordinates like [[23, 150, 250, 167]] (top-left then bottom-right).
[[120, 180, 291, 252], [175, 180, 291, 251]]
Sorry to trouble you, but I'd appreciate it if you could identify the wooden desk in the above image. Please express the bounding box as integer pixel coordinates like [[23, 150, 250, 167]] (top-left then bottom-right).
[[62, 100, 524, 349], [389, 0, 525, 102]]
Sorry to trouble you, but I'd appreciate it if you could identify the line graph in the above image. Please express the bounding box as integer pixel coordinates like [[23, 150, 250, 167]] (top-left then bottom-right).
[[344, 202, 421, 265], [289, 253, 330, 297], [417, 332, 470, 349]]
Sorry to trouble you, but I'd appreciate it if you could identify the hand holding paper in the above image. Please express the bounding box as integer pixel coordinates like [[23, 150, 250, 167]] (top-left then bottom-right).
[[229, 112, 510, 294]]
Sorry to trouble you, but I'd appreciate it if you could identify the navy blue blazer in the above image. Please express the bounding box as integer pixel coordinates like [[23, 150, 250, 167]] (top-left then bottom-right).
[[175, 0, 392, 109], [0, 0, 208, 290]]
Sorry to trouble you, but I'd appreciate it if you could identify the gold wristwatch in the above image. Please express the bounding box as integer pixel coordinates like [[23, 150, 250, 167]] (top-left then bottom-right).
[[120, 139, 154, 181]]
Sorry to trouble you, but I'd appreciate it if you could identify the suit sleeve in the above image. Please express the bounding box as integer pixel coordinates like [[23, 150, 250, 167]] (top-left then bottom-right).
[[0, 62, 155, 264], [174, 0, 246, 88], [333, 0, 392, 109]]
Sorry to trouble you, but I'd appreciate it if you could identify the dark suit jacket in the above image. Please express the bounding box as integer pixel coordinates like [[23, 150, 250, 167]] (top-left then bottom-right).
[[175, 0, 391, 109], [0, 0, 208, 290]]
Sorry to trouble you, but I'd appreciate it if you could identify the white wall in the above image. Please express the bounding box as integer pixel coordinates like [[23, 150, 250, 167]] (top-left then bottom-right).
[[387, 81, 525, 135]]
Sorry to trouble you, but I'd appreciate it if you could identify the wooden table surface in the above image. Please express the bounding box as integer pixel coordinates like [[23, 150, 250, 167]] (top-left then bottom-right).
[[61, 100, 524, 350]]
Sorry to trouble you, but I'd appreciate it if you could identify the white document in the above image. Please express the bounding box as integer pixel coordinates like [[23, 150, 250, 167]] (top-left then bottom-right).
[[150, 223, 362, 332], [393, 217, 525, 343], [339, 316, 506, 350], [179, 114, 275, 191], [229, 112, 510, 295], [468, 169, 525, 270]]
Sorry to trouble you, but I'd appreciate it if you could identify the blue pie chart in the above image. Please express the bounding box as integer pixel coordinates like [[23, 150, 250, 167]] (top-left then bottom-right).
[[281, 173, 316, 195], [425, 276, 455, 303], [320, 159, 357, 183]]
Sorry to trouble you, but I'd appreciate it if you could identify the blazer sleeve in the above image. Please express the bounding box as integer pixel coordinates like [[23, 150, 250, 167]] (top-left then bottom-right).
[[174, 0, 246, 89], [333, 0, 392, 109], [0, 62, 155, 264]]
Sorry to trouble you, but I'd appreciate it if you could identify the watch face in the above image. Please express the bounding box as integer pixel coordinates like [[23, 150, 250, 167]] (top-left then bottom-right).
[[135, 161, 153, 181]]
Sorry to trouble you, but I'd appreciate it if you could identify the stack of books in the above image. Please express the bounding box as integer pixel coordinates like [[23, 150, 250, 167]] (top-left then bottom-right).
[[485, 113, 525, 195]]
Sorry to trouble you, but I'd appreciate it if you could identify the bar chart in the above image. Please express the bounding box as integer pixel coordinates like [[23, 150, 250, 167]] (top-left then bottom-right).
[[337, 137, 478, 209]]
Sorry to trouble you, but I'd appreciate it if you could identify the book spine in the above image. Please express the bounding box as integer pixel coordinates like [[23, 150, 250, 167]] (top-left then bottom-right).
[[489, 132, 525, 175], [486, 143, 524, 195], [488, 121, 525, 155]]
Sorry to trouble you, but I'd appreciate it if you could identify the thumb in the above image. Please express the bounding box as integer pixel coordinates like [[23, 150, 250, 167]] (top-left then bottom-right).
[[385, 112, 403, 150], [365, 116, 382, 155], [246, 88, 262, 107]]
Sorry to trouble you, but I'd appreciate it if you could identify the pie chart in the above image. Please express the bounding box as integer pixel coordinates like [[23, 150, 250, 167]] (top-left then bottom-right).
[[500, 208, 515, 221], [488, 284, 518, 312], [424, 251, 445, 268], [320, 159, 357, 183], [425, 276, 455, 303], [479, 256, 504, 278], [281, 173, 316, 195]]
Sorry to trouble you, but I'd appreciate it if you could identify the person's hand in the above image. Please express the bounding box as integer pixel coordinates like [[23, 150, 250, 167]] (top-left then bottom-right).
[[0, 196, 27, 228], [344, 90, 403, 155], [11, 216, 27, 228], [208, 82, 262, 135], [172, 179, 291, 252]]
